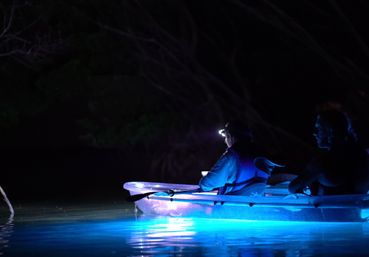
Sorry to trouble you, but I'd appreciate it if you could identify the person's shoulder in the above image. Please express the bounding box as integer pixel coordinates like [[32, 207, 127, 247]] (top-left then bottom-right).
[[213, 148, 239, 167], [222, 147, 239, 159], [224, 147, 236, 155]]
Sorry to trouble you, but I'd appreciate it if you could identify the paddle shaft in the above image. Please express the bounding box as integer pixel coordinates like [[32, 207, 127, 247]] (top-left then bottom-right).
[[126, 188, 201, 202], [0, 185, 14, 216], [126, 182, 290, 203]]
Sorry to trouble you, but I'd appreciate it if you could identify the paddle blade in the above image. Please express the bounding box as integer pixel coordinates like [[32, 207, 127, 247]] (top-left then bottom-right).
[[126, 191, 155, 202]]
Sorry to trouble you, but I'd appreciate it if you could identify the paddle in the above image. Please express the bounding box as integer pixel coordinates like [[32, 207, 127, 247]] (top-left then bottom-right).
[[0, 185, 14, 217], [126, 188, 201, 202]]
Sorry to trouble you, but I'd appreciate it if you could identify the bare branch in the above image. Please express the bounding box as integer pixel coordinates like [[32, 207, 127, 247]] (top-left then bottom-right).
[[0, 3, 15, 38], [0, 1, 65, 68]]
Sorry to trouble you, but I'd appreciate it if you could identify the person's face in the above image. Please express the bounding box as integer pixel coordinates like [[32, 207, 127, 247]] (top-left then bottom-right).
[[219, 128, 235, 147], [224, 132, 235, 147], [313, 116, 332, 149]]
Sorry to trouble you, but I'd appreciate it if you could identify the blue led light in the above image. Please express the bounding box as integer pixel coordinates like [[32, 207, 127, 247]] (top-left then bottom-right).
[[360, 209, 369, 220]]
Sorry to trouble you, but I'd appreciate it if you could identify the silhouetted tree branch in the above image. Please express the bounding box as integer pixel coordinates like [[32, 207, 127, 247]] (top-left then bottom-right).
[[93, 0, 322, 180], [0, 1, 64, 69]]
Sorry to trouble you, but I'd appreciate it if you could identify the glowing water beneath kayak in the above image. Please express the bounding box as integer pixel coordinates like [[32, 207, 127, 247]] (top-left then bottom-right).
[[2, 203, 369, 256]]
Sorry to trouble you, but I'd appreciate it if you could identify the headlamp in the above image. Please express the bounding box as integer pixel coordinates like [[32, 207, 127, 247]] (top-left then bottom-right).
[[218, 129, 226, 137]]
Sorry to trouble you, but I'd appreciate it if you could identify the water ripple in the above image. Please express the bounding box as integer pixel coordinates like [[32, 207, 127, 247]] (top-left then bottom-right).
[[1, 203, 369, 256]]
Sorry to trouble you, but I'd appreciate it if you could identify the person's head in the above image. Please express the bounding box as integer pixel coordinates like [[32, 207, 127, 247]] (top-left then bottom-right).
[[218, 120, 253, 147], [313, 109, 355, 150]]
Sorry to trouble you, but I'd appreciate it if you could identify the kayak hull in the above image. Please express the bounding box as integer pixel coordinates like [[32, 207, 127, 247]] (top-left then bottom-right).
[[124, 181, 369, 222]]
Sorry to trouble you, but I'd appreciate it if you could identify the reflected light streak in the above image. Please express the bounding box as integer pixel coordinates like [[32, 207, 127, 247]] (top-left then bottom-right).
[[360, 209, 369, 220], [7, 211, 369, 257], [126, 215, 369, 256], [0, 216, 14, 256]]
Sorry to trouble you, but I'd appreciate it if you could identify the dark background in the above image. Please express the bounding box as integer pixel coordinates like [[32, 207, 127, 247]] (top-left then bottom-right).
[[1, 0, 369, 204]]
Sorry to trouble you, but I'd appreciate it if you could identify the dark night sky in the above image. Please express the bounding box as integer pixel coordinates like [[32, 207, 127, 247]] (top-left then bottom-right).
[[1, 0, 369, 204]]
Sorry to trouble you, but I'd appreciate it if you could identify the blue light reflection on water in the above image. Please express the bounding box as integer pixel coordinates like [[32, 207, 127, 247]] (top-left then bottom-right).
[[1, 204, 369, 256]]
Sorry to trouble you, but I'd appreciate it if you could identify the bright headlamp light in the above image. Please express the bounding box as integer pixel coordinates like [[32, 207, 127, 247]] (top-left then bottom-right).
[[218, 129, 226, 137]]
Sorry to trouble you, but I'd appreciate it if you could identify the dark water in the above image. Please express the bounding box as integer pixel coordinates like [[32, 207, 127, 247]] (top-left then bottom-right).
[[1, 202, 369, 257]]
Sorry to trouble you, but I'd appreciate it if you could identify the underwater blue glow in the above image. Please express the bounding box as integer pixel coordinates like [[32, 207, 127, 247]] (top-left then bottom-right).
[[361, 209, 369, 220], [3, 204, 369, 256]]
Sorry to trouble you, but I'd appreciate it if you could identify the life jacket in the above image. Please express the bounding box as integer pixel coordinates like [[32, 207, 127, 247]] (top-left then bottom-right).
[[217, 149, 273, 195]]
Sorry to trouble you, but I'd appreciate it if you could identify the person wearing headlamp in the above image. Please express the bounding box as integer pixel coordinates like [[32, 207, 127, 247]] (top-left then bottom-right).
[[199, 120, 283, 195]]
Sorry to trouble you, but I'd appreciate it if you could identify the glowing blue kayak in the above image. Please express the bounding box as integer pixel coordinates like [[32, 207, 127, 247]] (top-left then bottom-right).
[[123, 181, 369, 222]]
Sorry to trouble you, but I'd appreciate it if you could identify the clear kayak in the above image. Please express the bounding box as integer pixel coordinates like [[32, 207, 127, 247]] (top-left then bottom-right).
[[123, 181, 369, 222]]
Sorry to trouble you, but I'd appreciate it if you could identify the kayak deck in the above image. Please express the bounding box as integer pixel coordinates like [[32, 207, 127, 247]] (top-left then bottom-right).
[[124, 181, 369, 222]]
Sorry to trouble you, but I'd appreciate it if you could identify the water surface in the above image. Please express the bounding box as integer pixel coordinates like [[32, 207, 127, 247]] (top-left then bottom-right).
[[1, 202, 369, 256]]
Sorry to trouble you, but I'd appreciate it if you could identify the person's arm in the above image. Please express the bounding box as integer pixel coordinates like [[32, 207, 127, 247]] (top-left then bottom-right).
[[268, 173, 298, 186], [199, 151, 237, 191], [288, 163, 322, 194]]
